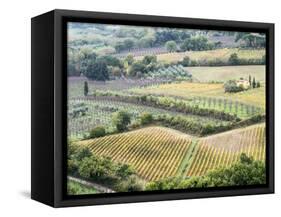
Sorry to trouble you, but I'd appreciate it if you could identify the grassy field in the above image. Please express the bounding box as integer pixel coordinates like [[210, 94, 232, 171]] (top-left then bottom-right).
[[186, 65, 265, 82], [79, 126, 194, 181], [186, 123, 265, 177], [67, 180, 97, 195], [130, 81, 265, 109], [136, 48, 265, 63]]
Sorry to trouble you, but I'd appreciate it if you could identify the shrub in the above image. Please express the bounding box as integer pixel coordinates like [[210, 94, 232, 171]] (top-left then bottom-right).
[[112, 111, 131, 132], [180, 56, 190, 66], [116, 175, 145, 192], [140, 112, 153, 125], [89, 126, 106, 139], [224, 80, 244, 93], [128, 61, 145, 77], [190, 60, 198, 66], [228, 53, 239, 65]]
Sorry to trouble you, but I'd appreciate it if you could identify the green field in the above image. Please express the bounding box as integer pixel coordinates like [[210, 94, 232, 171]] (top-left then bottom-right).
[[186, 65, 265, 82]]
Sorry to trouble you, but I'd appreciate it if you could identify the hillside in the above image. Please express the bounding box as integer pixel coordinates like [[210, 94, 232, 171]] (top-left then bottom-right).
[[186, 123, 265, 177], [78, 124, 265, 181], [79, 127, 195, 181]]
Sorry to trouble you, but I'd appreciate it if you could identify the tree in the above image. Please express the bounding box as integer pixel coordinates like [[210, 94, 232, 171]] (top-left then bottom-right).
[[252, 77, 256, 88], [116, 164, 135, 180], [214, 41, 222, 48], [256, 81, 261, 88], [181, 56, 191, 66], [114, 41, 125, 52], [79, 51, 97, 75], [165, 40, 177, 52], [224, 80, 244, 93], [128, 61, 145, 77], [84, 60, 109, 81], [123, 39, 135, 50], [78, 156, 103, 178], [137, 36, 155, 48], [180, 36, 213, 51], [97, 55, 122, 68], [125, 54, 134, 65], [89, 126, 106, 138], [249, 75, 252, 86], [228, 53, 239, 65], [142, 55, 157, 65], [236, 33, 265, 48], [83, 81, 88, 96], [74, 147, 92, 162], [112, 111, 131, 132]]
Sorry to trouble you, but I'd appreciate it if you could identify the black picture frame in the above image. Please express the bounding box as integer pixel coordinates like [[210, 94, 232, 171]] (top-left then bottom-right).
[[31, 9, 274, 208]]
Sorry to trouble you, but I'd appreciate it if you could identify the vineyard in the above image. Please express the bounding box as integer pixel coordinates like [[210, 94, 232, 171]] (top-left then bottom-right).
[[67, 23, 267, 193], [144, 65, 191, 80], [130, 81, 266, 111], [113, 47, 168, 58], [186, 123, 265, 177], [68, 98, 230, 138], [79, 127, 194, 181], [78, 124, 265, 182]]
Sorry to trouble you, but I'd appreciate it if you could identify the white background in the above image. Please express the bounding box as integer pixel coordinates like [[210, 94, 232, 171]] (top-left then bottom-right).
[[0, 0, 279, 215]]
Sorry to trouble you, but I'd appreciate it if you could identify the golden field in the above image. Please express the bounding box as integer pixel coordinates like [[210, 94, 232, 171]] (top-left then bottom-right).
[[186, 65, 265, 82], [136, 48, 265, 63], [130, 81, 266, 108]]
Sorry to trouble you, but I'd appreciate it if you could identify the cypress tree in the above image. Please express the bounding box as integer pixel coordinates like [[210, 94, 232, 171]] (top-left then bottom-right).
[[84, 81, 89, 96], [252, 77, 256, 88]]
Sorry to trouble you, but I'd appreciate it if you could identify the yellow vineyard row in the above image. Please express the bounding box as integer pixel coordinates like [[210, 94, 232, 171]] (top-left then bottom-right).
[[186, 124, 265, 177], [80, 127, 193, 181]]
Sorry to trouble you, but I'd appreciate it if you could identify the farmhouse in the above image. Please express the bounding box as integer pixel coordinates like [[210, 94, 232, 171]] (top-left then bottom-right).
[[236, 79, 250, 89]]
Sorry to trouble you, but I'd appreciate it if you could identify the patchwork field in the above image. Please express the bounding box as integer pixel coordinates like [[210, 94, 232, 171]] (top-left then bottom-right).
[[186, 65, 265, 82], [136, 48, 265, 63], [78, 124, 265, 181], [67, 23, 267, 194]]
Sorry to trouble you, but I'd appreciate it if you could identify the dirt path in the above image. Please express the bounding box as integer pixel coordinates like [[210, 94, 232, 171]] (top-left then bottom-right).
[[68, 176, 115, 193]]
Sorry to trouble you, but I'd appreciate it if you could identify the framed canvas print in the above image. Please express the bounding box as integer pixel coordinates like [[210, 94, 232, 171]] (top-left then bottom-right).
[[31, 9, 274, 207]]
